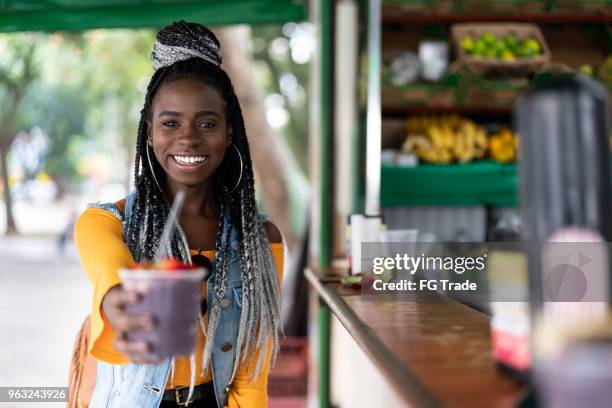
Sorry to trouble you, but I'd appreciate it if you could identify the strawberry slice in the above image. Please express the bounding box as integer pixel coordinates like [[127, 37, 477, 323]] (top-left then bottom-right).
[[155, 258, 179, 270]]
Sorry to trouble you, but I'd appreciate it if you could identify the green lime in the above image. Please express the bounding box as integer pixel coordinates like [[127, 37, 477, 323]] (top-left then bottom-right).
[[481, 32, 497, 45], [597, 55, 612, 84], [579, 64, 593, 75], [515, 43, 531, 58], [521, 45, 537, 57], [493, 40, 506, 57], [501, 51, 515, 62], [461, 37, 475, 53], [507, 42, 519, 56], [503, 35, 518, 49], [523, 38, 541, 53], [519, 38, 542, 58], [474, 41, 486, 57]]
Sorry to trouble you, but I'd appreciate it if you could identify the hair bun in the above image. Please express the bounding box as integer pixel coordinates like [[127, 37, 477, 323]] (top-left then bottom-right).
[[151, 20, 222, 70]]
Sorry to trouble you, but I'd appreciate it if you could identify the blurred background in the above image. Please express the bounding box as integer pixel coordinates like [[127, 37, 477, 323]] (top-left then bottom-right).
[[0, 5, 312, 407]]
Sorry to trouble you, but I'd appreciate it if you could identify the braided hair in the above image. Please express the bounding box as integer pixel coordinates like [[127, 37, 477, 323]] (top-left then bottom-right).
[[125, 21, 281, 388]]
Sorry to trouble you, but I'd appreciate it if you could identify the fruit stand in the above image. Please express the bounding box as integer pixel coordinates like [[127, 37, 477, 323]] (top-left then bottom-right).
[[379, 2, 611, 241], [307, 1, 612, 407]]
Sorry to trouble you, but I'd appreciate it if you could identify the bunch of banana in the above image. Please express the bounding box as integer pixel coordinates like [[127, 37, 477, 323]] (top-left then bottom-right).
[[413, 126, 454, 164], [401, 115, 487, 164], [488, 127, 517, 163], [453, 120, 488, 163]]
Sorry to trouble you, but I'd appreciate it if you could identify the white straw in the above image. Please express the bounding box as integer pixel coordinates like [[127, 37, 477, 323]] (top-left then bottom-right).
[[154, 189, 186, 262]]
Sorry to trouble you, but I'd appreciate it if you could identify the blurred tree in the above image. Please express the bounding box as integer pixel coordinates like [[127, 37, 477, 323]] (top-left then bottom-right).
[[18, 86, 87, 197], [79, 30, 154, 189], [249, 25, 312, 246], [0, 34, 40, 235], [251, 25, 310, 174], [226, 25, 312, 334], [215, 26, 302, 252], [14, 31, 154, 200]]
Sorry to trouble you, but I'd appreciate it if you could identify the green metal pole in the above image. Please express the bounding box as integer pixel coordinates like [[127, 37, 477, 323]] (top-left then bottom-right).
[[319, 0, 332, 270], [318, 301, 331, 408], [317, 0, 333, 406]]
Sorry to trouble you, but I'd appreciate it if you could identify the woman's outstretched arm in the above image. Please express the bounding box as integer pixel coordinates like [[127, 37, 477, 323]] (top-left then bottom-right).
[[74, 203, 134, 364]]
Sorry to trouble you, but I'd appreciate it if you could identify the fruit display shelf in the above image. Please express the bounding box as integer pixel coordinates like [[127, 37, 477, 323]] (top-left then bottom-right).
[[380, 160, 518, 207], [382, 12, 612, 24]]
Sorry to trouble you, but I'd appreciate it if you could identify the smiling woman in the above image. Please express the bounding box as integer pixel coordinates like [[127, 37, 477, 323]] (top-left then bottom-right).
[[74, 21, 284, 408], [148, 79, 231, 188]]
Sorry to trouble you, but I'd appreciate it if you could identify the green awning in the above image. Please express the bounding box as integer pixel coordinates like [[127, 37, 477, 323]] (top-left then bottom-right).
[[0, 0, 307, 32]]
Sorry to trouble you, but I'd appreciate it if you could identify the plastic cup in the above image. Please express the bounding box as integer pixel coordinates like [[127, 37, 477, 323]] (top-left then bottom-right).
[[118, 267, 205, 359]]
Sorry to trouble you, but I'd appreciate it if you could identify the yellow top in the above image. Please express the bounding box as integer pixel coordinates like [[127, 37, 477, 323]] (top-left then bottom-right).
[[74, 202, 284, 408]]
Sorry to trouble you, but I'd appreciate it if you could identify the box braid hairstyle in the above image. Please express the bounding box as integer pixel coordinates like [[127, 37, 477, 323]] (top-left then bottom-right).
[[124, 21, 281, 387]]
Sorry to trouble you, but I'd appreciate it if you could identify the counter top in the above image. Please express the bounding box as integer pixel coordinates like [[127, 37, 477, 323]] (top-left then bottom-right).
[[305, 268, 525, 407]]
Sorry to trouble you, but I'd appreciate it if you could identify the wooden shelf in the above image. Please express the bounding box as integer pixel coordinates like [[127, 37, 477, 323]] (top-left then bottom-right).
[[382, 104, 513, 119], [382, 12, 612, 24]]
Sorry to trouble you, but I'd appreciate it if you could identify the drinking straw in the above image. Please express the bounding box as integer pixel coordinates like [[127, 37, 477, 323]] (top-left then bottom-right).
[[154, 189, 186, 262]]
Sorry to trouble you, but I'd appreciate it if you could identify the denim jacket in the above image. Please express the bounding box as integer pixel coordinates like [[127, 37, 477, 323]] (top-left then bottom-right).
[[89, 191, 242, 408]]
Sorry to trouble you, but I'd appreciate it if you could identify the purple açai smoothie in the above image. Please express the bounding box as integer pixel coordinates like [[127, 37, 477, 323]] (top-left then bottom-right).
[[119, 268, 205, 359]]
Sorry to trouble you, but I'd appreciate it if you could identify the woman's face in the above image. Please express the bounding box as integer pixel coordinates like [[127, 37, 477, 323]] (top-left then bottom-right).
[[147, 77, 231, 189]]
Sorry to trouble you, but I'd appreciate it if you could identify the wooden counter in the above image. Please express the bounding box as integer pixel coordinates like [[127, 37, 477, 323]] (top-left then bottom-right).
[[306, 268, 525, 407]]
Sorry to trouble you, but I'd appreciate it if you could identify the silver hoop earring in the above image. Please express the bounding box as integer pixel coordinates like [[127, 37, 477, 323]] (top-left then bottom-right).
[[146, 143, 164, 193], [227, 142, 243, 194]]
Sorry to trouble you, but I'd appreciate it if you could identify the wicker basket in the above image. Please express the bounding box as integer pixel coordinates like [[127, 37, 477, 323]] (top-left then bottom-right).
[[451, 23, 551, 75]]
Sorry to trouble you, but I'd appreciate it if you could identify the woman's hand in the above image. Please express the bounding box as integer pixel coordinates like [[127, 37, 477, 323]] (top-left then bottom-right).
[[102, 285, 161, 364]]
